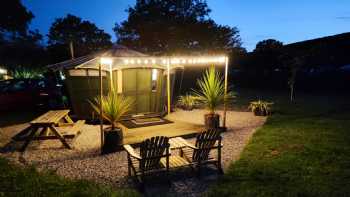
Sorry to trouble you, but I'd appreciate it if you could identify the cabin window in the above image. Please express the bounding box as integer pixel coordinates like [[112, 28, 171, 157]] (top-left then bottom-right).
[[87, 69, 107, 76], [151, 69, 158, 92], [68, 69, 106, 77], [69, 69, 87, 76]]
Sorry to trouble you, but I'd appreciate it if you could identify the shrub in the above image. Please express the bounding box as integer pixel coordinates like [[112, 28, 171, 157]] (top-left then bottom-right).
[[177, 94, 197, 110], [11, 67, 44, 79], [248, 100, 273, 116]]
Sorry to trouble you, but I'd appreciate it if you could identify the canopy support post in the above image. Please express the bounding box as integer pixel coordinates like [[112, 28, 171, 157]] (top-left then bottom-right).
[[99, 63, 104, 154], [167, 58, 171, 116], [109, 64, 114, 92], [223, 57, 229, 129]]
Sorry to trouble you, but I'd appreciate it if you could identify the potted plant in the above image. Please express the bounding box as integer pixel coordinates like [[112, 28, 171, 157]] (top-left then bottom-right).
[[177, 94, 196, 110], [89, 92, 133, 154], [193, 66, 233, 129], [248, 100, 273, 116]]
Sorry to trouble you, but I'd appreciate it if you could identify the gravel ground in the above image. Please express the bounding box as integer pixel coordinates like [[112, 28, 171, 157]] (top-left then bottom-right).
[[0, 109, 266, 196]]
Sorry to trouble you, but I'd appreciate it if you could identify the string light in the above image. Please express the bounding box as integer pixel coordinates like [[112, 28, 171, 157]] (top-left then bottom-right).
[[101, 56, 226, 67], [124, 59, 129, 64]]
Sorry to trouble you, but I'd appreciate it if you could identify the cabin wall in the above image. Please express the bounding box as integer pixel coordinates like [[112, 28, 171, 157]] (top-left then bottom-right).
[[65, 68, 167, 119], [115, 68, 165, 115], [65, 69, 110, 119]]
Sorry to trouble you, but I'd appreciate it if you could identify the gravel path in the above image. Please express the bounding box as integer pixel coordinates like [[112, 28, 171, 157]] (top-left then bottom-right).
[[0, 109, 266, 196]]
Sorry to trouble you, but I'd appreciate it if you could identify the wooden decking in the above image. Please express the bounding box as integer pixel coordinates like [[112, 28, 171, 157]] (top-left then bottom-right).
[[121, 119, 203, 145]]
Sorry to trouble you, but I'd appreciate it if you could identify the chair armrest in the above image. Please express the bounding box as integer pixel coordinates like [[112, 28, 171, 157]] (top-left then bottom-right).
[[123, 145, 141, 160], [185, 143, 198, 150]]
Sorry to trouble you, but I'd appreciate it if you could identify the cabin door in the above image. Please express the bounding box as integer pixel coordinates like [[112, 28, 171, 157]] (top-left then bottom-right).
[[122, 69, 152, 114]]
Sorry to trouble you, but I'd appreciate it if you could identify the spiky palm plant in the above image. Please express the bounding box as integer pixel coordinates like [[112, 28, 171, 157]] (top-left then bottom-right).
[[193, 66, 231, 114], [89, 93, 134, 129]]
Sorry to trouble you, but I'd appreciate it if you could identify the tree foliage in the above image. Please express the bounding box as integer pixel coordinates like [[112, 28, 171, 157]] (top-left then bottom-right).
[[0, 0, 34, 39], [114, 0, 241, 54], [48, 14, 112, 61], [249, 39, 284, 71], [0, 0, 46, 70]]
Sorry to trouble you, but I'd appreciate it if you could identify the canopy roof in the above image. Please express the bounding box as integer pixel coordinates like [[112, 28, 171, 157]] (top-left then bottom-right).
[[48, 45, 227, 71]]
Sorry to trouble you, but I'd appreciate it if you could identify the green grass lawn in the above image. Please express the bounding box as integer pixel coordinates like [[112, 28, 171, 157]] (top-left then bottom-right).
[[0, 158, 139, 197], [209, 92, 350, 197]]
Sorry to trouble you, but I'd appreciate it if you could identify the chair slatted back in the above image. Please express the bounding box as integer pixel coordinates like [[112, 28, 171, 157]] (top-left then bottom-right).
[[140, 136, 169, 171], [193, 129, 221, 162]]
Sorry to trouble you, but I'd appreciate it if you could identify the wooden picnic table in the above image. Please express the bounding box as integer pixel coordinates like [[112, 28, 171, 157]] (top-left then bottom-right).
[[19, 110, 85, 152]]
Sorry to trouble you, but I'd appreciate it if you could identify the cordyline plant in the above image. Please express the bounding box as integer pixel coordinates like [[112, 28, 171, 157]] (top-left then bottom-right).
[[89, 92, 134, 130], [192, 66, 234, 114]]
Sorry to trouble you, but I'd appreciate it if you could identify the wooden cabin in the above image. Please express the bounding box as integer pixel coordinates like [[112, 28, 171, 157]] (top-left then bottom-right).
[[48, 45, 177, 119]]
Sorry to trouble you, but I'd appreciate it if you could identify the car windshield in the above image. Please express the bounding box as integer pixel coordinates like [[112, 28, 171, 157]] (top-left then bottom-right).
[[1, 80, 28, 93], [0, 80, 14, 93]]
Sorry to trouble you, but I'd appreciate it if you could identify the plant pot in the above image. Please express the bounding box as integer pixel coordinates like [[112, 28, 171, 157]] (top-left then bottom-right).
[[253, 109, 267, 116], [102, 127, 123, 154], [204, 113, 220, 129], [183, 105, 194, 111]]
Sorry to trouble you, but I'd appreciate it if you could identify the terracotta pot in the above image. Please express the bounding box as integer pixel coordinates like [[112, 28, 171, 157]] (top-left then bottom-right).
[[102, 127, 123, 154], [204, 113, 220, 129], [183, 105, 194, 111]]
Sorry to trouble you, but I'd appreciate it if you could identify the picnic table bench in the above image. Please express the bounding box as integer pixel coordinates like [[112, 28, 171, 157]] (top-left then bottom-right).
[[16, 110, 85, 152]]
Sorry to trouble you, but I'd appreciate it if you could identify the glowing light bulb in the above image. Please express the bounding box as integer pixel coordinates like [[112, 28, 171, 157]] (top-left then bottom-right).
[[162, 59, 167, 64], [124, 59, 129, 64]]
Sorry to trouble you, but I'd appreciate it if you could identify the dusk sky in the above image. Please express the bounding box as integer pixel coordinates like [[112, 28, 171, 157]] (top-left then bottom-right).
[[23, 0, 350, 51]]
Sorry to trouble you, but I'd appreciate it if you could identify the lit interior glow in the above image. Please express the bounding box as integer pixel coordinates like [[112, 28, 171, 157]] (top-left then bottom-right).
[[152, 69, 158, 81], [0, 68, 7, 74]]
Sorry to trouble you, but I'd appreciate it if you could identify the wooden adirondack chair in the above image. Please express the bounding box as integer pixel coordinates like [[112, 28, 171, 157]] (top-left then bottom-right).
[[123, 136, 170, 187], [180, 129, 223, 175]]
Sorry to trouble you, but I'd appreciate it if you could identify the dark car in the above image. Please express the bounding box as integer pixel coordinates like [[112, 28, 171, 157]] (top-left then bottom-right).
[[0, 79, 63, 111]]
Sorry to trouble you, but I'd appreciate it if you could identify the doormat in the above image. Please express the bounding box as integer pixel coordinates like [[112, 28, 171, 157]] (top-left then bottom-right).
[[120, 117, 173, 129]]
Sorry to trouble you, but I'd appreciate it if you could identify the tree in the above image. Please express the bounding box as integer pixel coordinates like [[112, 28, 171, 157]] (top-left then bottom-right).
[[0, 0, 34, 40], [280, 52, 304, 102], [48, 14, 112, 61], [250, 39, 284, 72], [114, 0, 241, 54], [254, 39, 283, 53], [287, 58, 302, 102], [0, 0, 46, 71]]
